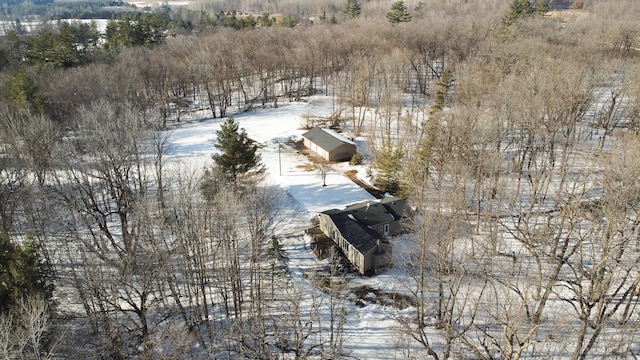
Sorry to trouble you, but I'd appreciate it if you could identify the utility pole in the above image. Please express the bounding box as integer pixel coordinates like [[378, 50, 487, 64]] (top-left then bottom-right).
[[278, 141, 282, 176], [320, 164, 327, 186]]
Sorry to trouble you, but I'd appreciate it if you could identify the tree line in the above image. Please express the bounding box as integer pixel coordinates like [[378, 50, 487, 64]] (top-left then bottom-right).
[[1, 0, 640, 358]]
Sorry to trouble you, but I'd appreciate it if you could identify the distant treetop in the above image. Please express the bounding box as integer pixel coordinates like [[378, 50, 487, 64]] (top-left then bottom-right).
[[386, 1, 412, 25], [2, 0, 53, 5], [343, 0, 362, 19]]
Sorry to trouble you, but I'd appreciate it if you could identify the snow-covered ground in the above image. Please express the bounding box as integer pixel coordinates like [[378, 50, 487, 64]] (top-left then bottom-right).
[[165, 97, 375, 214], [126, 0, 192, 8], [164, 97, 422, 358]]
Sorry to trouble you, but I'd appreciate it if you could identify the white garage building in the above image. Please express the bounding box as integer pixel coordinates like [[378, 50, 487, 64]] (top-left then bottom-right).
[[301, 127, 357, 162]]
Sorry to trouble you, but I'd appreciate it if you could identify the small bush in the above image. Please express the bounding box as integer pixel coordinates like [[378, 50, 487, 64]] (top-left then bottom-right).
[[570, 1, 584, 9], [350, 152, 362, 165]]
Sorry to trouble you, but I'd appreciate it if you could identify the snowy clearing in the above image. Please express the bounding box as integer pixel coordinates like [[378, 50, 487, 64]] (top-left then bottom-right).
[[164, 96, 423, 358]]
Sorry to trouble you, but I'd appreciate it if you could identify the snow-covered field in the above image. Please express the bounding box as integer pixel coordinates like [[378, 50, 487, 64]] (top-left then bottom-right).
[[126, 0, 192, 8], [0, 19, 109, 36], [164, 97, 423, 358], [166, 97, 375, 215]]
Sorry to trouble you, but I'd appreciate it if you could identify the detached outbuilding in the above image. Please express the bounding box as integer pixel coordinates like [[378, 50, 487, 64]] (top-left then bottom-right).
[[318, 197, 412, 275], [302, 127, 356, 162]]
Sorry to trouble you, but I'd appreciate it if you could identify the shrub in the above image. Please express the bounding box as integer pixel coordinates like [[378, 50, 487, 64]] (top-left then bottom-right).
[[350, 151, 362, 165]]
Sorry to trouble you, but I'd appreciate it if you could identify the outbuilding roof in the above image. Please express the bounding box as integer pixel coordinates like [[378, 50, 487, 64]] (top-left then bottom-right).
[[302, 127, 355, 152]]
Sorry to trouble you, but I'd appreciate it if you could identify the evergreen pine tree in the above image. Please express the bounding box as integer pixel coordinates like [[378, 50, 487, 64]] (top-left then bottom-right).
[[4, 67, 44, 114], [385, 1, 412, 26], [213, 117, 264, 181], [0, 233, 54, 313], [408, 70, 455, 193], [343, 0, 362, 19], [536, 0, 549, 13], [496, 0, 546, 39], [374, 141, 404, 195], [502, 0, 535, 28], [430, 69, 454, 116]]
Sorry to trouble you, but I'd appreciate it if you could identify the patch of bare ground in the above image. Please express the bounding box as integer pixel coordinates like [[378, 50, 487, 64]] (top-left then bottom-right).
[[545, 9, 591, 22], [296, 163, 317, 171], [288, 141, 326, 171], [309, 274, 414, 309], [353, 286, 415, 309], [298, 144, 330, 166], [307, 225, 354, 268], [308, 226, 334, 259], [344, 170, 385, 199]]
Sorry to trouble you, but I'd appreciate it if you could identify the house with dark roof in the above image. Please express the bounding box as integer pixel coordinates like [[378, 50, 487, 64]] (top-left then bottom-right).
[[317, 197, 412, 275], [302, 127, 357, 162]]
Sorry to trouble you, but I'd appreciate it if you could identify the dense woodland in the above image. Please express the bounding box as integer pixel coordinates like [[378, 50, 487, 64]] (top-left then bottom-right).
[[1, 0, 640, 358]]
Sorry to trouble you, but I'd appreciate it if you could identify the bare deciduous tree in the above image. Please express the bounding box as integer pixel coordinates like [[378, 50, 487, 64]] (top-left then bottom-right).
[[53, 100, 176, 358], [0, 294, 56, 360]]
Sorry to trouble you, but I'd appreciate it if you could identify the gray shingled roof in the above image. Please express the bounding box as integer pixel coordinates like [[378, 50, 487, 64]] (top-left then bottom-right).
[[302, 127, 355, 152], [321, 197, 409, 254], [342, 200, 395, 228], [379, 197, 411, 221], [323, 208, 381, 254]]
